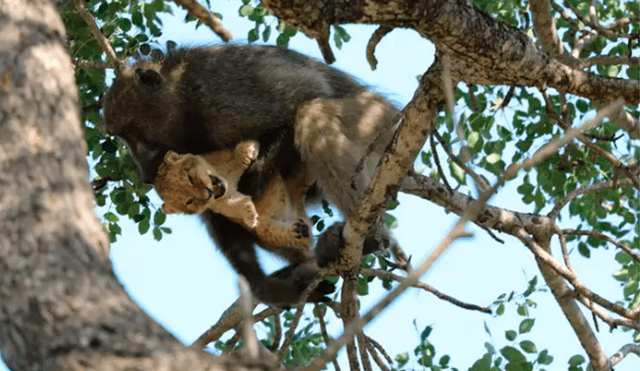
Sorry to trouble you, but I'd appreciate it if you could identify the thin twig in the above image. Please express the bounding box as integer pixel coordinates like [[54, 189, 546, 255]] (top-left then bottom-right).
[[562, 229, 640, 264], [71, 0, 119, 66], [556, 230, 574, 273], [277, 279, 321, 361], [315, 303, 341, 371], [430, 131, 453, 194], [73, 60, 115, 69], [365, 340, 390, 371], [432, 130, 489, 191], [516, 229, 638, 322], [579, 55, 640, 69], [268, 314, 282, 352], [365, 336, 393, 364], [356, 333, 373, 371], [575, 294, 640, 332], [361, 269, 491, 313]]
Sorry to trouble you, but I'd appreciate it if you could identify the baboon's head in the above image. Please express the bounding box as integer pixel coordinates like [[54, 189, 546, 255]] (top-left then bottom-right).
[[102, 62, 185, 184]]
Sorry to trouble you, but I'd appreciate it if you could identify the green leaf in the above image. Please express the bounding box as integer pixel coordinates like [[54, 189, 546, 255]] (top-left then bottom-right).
[[117, 18, 132, 32], [486, 153, 501, 164], [450, 161, 466, 184], [577, 242, 591, 258], [357, 276, 369, 296], [333, 31, 343, 50], [500, 346, 526, 363], [384, 213, 398, 229], [518, 318, 534, 334], [496, 303, 505, 315], [153, 226, 162, 241], [395, 353, 409, 367], [248, 28, 259, 42], [262, 25, 271, 42], [239, 4, 253, 16], [439, 355, 450, 367], [467, 131, 481, 149], [575, 100, 589, 113], [538, 349, 553, 365], [276, 33, 288, 47], [519, 340, 537, 353], [154, 209, 166, 225], [505, 330, 517, 341], [568, 355, 585, 366], [517, 305, 527, 316], [282, 25, 297, 37], [421, 326, 432, 341], [138, 218, 150, 235], [104, 212, 119, 222], [623, 279, 638, 298]]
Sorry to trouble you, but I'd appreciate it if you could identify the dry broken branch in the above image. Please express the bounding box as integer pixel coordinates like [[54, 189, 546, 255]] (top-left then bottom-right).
[[366, 26, 392, 70]]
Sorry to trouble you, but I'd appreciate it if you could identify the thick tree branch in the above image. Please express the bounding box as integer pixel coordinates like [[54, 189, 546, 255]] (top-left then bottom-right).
[[0, 2, 259, 370], [261, 0, 639, 105], [530, 0, 576, 66]]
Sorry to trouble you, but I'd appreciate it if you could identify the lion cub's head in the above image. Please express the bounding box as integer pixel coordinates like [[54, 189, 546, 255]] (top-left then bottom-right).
[[154, 151, 226, 215]]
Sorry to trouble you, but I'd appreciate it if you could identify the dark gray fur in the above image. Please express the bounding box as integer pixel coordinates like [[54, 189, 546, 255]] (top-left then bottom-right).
[[102, 45, 397, 305]]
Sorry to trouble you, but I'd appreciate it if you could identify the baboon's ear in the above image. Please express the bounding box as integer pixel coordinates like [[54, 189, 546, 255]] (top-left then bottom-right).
[[136, 68, 164, 88]]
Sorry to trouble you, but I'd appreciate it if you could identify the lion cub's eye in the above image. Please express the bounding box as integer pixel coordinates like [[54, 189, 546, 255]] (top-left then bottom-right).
[[187, 174, 194, 185], [186, 199, 194, 205]]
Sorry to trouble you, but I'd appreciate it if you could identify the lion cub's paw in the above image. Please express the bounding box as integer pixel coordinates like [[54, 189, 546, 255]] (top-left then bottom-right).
[[236, 140, 260, 167], [238, 197, 259, 229]]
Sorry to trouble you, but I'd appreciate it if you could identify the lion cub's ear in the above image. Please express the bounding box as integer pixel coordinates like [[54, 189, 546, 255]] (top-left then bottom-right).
[[164, 150, 181, 162]]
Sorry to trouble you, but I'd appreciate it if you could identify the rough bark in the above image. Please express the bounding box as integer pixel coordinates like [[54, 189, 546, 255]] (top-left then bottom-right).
[[0, 0, 240, 369], [262, 0, 639, 104]]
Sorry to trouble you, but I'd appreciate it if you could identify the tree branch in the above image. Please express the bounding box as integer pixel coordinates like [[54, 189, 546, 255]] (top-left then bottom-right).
[[71, 0, 119, 67], [171, 0, 232, 42], [360, 269, 491, 314], [609, 343, 640, 366]]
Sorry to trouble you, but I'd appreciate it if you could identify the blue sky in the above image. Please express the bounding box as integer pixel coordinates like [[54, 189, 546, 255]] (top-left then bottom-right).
[[1, 1, 636, 370]]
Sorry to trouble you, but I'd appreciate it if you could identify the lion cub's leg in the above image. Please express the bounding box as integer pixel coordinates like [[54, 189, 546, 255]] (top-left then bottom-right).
[[251, 175, 314, 264]]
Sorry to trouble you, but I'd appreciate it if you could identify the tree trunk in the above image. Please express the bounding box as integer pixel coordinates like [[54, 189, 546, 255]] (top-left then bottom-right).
[[0, 1, 230, 369]]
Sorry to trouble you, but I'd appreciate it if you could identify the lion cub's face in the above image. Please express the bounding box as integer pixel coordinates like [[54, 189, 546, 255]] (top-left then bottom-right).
[[154, 151, 226, 215]]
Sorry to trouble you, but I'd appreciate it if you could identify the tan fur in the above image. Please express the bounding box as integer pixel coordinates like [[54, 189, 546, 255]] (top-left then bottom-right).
[[294, 91, 400, 219], [155, 140, 314, 263]]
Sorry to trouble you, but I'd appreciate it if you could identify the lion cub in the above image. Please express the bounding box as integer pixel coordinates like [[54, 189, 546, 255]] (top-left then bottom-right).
[[154, 140, 314, 263]]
